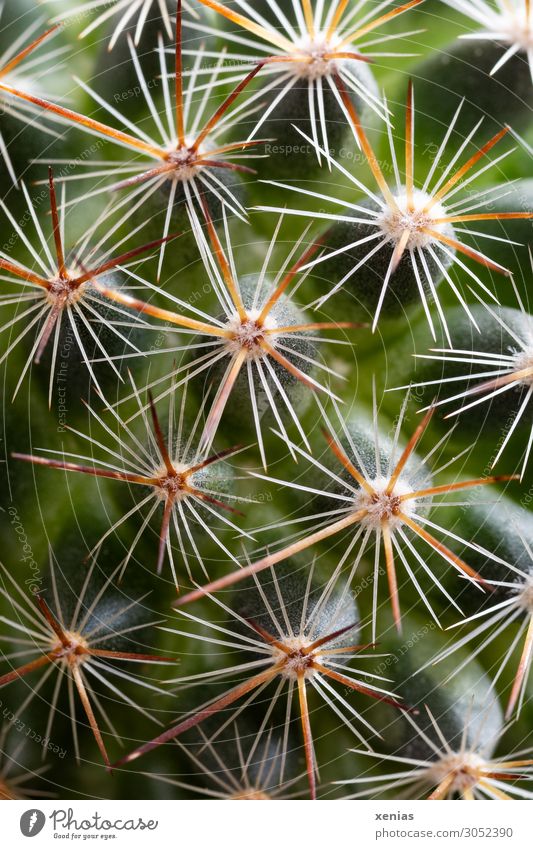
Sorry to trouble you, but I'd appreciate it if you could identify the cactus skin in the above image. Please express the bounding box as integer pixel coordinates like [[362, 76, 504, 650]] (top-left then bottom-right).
[[310, 416, 433, 522], [201, 274, 317, 437], [308, 200, 455, 322], [453, 498, 533, 610], [378, 618, 503, 761], [409, 305, 533, 433], [27, 270, 151, 402], [233, 563, 360, 647], [1, 0, 533, 805], [468, 179, 533, 279], [256, 61, 379, 180], [128, 166, 246, 270], [413, 40, 533, 148]]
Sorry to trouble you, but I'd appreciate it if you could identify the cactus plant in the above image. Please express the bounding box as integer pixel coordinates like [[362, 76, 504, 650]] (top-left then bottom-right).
[[0, 0, 532, 806]]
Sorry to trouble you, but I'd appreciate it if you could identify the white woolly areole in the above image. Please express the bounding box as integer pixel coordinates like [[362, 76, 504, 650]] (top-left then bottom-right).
[[164, 137, 207, 182], [50, 631, 90, 665], [376, 189, 450, 251], [426, 750, 486, 793], [291, 35, 342, 80], [225, 308, 279, 360], [518, 577, 533, 613], [230, 789, 271, 800], [513, 341, 533, 385], [354, 475, 417, 531], [45, 274, 87, 307], [154, 461, 191, 501], [272, 635, 319, 681], [500, 11, 533, 52]]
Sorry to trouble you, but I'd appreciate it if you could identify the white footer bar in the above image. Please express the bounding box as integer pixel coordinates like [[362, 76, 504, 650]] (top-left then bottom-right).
[[4, 799, 532, 848]]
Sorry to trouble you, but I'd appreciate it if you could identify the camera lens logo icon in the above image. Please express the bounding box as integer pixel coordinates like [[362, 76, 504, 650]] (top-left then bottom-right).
[[20, 810, 46, 837]]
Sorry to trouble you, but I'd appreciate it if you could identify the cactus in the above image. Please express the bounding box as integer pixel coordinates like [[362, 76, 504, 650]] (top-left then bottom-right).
[[0, 0, 532, 804]]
